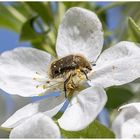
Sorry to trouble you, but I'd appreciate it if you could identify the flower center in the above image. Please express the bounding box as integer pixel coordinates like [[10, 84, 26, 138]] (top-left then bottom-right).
[[32, 69, 89, 97], [32, 54, 93, 97]]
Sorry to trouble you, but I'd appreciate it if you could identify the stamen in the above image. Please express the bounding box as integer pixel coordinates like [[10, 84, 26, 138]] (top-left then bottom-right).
[[33, 71, 49, 82], [33, 71, 64, 96], [33, 76, 49, 82]]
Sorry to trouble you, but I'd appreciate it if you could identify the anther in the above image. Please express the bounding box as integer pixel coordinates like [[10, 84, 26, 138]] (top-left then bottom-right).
[[68, 83, 75, 89], [35, 72, 40, 75], [42, 85, 46, 89], [33, 77, 36, 80], [76, 69, 81, 73], [79, 74, 85, 80], [38, 93, 43, 96]]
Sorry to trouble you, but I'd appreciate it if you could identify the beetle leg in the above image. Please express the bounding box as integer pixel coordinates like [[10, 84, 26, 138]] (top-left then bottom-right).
[[80, 69, 90, 81], [64, 74, 72, 98]]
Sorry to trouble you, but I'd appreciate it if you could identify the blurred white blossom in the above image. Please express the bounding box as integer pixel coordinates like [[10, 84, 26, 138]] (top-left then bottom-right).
[[112, 103, 140, 138]]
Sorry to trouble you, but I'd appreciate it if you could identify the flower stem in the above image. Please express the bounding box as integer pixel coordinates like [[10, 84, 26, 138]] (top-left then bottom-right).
[[96, 2, 125, 15]]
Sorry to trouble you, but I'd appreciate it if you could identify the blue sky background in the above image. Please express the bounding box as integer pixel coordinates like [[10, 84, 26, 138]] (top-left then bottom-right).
[[0, 29, 30, 52], [0, 2, 122, 126]]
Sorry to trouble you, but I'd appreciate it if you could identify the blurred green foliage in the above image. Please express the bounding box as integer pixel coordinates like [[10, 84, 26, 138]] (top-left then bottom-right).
[[1, 2, 140, 52], [111, 2, 140, 43], [0, 2, 107, 56], [128, 17, 140, 43], [61, 120, 115, 138], [106, 87, 134, 109]]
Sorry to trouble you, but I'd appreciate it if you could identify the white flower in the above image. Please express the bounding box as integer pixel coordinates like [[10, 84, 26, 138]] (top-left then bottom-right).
[[0, 7, 140, 132], [112, 103, 140, 138], [9, 113, 60, 138]]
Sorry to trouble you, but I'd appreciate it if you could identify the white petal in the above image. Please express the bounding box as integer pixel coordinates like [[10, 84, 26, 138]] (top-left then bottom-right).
[[58, 86, 107, 131], [0, 89, 32, 126], [112, 102, 140, 138], [89, 41, 140, 88], [11, 94, 32, 112], [0, 91, 8, 125], [1, 94, 32, 127], [121, 115, 140, 138], [119, 102, 140, 112], [0, 47, 52, 97], [56, 7, 103, 62], [9, 113, 60, 138], [1, 94, 65, 128]]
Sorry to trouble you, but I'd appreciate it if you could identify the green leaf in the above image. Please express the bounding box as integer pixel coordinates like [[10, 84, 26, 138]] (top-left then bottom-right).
[[0, 2, 35, 33], [0, 4, 25, 32], [19, 15, 56, 56], [25, 2, 54, 26], [106, 87, 134, 109], [12, 2, 34, 18], [128, 17, 140, 43], [31, 37, 56, 57], [0, 127, 10, 138], [61, 120, 115, 138], [20, 16, 49, 41]]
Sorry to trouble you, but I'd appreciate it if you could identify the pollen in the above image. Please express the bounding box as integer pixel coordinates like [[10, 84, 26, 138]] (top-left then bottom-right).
[[75, 69, 85, 80], [42, 85, 46, 89], [76, 69, 81, 73], [68, 83, 75, 90], [38, 93, 43, 96], [36, 85, 39, 88], [79, 74, 85, 80]]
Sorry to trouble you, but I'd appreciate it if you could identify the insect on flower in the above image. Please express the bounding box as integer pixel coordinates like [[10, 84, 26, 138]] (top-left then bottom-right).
[[49, 54, 93, 98]]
